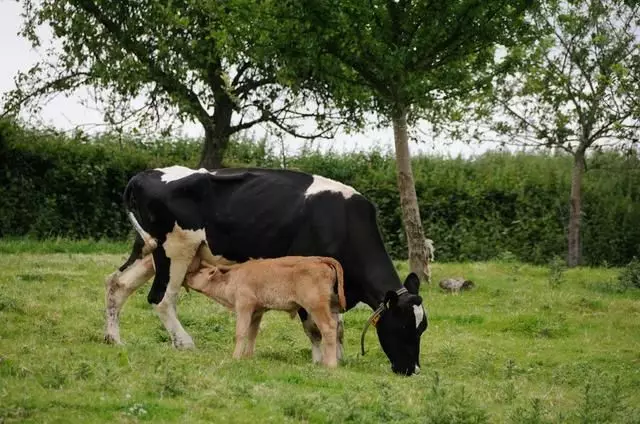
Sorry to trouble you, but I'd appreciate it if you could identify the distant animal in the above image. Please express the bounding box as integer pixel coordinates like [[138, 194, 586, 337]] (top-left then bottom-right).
[[105, 165, 427, 376], [183, 255, 346, 368], [439, 278, 475, 294]]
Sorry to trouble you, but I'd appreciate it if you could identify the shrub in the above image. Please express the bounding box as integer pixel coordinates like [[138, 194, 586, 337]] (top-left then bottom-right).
[[617, 257, 640, 290], [2, 118, 640, 265]]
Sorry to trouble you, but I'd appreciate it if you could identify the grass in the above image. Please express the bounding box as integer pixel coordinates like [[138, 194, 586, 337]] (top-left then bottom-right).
[[1, 241, 640, 423]]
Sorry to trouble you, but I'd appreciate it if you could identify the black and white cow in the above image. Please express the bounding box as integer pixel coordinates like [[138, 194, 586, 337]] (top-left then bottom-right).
[[104, 165, 428, 376]]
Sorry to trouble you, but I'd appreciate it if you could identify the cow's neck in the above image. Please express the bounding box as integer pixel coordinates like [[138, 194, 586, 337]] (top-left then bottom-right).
[[358, 264, 404, 310]]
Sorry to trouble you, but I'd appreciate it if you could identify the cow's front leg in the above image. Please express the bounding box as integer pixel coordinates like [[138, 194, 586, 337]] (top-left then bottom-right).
[[334, 312, 344, 362], [104, 255, 155, 344]]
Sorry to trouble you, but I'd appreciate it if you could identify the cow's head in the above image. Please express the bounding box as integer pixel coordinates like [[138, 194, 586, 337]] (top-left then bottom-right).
[[360, 272, 428, 376]]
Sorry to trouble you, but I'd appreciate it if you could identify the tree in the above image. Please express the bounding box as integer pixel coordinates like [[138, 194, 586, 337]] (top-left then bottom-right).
[[266, 0, 533, 281], [485, 0, 640, 266], [3, 0, 341, 169]]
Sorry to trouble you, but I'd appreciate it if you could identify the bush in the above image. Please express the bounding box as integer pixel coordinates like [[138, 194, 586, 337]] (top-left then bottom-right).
[[2, 118, 640, 266], [617, 257, 640, 290]]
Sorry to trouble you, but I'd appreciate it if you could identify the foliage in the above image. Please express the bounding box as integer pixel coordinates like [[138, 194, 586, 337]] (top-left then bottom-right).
[[479, 0, 640, 266], [617, 257, 640, 290], [486, 0, 640, 153], [2, 253, 640, 422], [260, 0, 536, 280], [4, 0, 343, 168], [268, 0, 534, 126], [2, 119, 640, 265], [548, 256, 568, 289]]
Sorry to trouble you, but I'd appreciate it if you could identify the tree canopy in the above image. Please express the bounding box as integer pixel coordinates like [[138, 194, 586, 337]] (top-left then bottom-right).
[[258, 0, 534, 280], [3, 0, 344, 168], [481, 0, 640, 266]]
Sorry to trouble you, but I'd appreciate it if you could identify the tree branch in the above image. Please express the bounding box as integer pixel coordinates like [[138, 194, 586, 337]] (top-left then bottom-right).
[[2, 70, 92, 117], [71, 0, 212, 126]]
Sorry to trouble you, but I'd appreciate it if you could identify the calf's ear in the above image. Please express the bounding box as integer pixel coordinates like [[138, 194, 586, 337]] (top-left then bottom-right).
[[404, 272, 421, 295]]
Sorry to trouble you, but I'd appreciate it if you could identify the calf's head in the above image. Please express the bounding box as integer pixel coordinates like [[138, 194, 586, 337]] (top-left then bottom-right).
[[184, 265, 227, 293], [361, 273, 428, 376]]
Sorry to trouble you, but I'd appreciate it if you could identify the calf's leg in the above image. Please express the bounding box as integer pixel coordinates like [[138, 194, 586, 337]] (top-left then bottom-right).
[[309, 307, 338, 368], [299, 309, 323, 363], [244, 311, 264, 358], [104, 255, 155, 344], [233, 302, 256, 359], [299, 309, 345, 364]]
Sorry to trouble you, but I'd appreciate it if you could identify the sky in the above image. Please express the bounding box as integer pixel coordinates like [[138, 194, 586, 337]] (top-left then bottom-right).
[[0, 0, 503, 158]]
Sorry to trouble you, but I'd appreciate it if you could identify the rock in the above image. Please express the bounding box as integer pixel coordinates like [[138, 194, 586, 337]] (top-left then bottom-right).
[[439, 277, 475, 294]]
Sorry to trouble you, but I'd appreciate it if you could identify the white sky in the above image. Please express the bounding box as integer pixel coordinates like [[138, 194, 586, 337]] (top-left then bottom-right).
[[0, 0, 501, 158]]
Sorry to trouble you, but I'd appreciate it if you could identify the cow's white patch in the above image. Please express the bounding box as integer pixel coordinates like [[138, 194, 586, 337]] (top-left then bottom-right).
[[304, 175, 359, 199], [154, 222, 207, 349], [413, 304, 425, 328], [163, 222, 206, 261], [156, 165, 216, 183]]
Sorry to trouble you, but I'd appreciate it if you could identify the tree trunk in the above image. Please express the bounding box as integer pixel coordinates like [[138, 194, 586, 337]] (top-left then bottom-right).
[[198, 95, 234, 170], [568, 149, 585, 267], [199, 124, 228, 170], [391, 108, 430, 282]]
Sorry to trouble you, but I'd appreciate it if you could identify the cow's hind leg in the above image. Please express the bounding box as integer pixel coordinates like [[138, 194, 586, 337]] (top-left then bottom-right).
[[151, 225, 204, 349], [104, 255, 155, 344], [150, 250, 195, 349]]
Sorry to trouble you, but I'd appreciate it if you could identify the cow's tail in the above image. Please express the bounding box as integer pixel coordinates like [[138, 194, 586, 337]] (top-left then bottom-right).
[[123, 177, 157, 256], [323, 257, 346, 312]]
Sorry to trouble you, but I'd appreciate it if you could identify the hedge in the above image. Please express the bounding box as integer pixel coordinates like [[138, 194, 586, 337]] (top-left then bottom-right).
[[2, 119, 639, 265]]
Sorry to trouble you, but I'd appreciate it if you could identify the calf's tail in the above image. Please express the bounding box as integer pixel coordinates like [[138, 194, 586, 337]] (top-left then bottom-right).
[[322, 257, 346, 311]]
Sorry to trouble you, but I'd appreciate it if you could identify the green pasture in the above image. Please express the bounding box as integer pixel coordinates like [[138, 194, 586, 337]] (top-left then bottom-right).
[[1, 240, 639, 423]]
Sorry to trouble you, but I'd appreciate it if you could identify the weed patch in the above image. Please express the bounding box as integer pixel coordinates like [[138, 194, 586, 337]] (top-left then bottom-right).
[[504, 314, 570, 339]]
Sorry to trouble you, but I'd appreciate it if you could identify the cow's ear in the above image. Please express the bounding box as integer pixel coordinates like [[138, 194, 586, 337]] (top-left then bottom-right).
[[404, 272, 421, 295], [384, 290, 399, 309]]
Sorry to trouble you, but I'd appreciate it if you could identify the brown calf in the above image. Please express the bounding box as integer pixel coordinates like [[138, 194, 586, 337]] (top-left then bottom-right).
[[184, 256, 346, 368]]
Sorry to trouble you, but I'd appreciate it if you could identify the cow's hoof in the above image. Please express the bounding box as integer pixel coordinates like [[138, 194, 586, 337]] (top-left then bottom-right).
[[337, 344, 344, 362], [104, 334, 123, 345], [173, 337, 195, 350]]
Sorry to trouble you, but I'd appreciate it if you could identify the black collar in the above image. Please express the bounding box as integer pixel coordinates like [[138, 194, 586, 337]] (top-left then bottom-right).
[[360, 287, 408, 356]]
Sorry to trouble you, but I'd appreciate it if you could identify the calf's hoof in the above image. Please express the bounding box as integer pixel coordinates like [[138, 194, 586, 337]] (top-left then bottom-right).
[[104, 333, 123, 345], [322, 360, 338, 369]]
